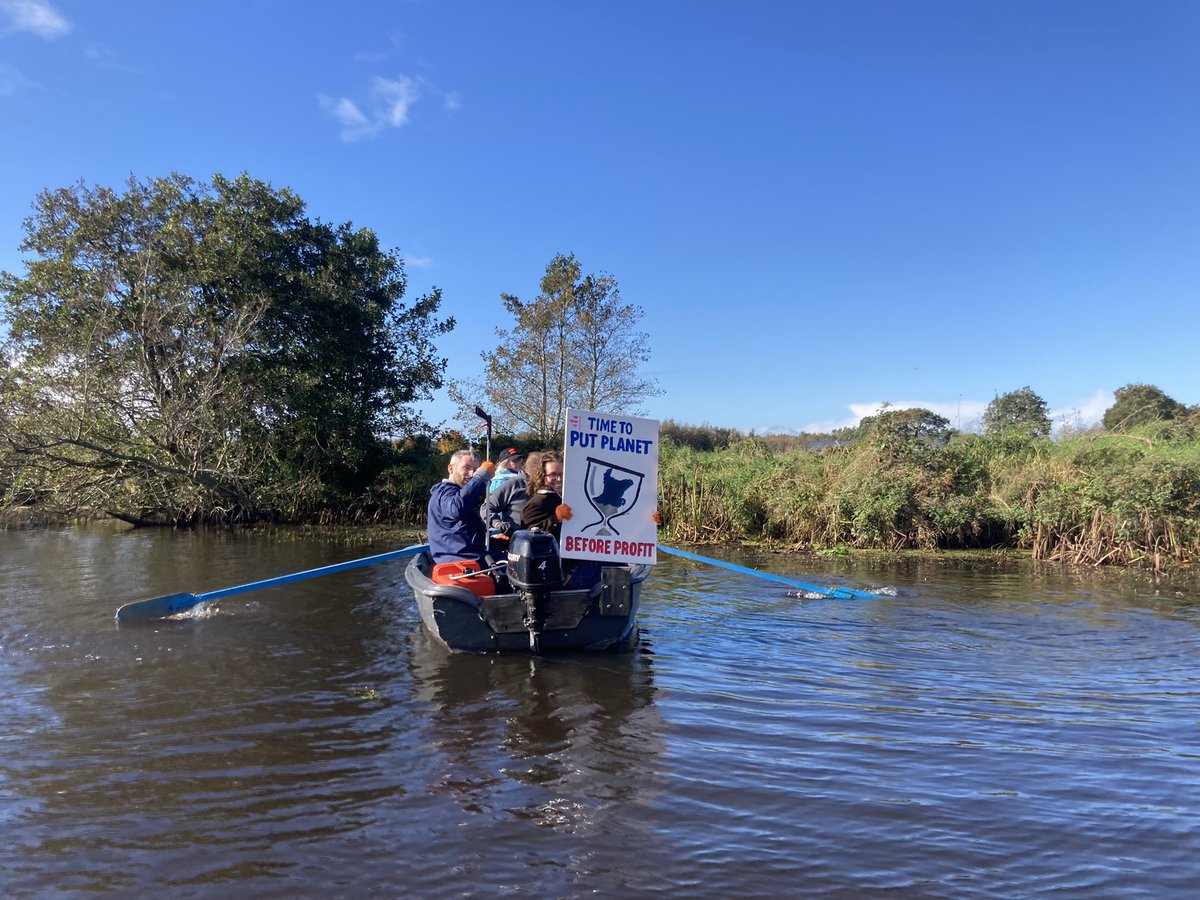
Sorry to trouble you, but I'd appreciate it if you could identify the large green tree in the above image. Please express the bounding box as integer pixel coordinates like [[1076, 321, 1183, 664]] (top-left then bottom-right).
[[839, 406, 954, 447], [0, 172, 452, 522], [868, 407, 953, 443], [1102, 383, 1188, 432], [982, 386, 1051, 438], [450, 253, 659, 443]]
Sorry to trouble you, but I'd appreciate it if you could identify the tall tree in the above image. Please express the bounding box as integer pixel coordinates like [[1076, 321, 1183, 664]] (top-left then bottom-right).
[[450, 253, 659, 443], [982, 386, 1052, 438], [0, 172, 453, 522], [1102, 383, 1188, 431], [571, 267, 658, 413]]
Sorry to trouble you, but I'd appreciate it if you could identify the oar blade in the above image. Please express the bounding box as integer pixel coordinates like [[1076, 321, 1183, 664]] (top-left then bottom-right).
[[115, 592, 203, 624], [113, 543, 431, 623]]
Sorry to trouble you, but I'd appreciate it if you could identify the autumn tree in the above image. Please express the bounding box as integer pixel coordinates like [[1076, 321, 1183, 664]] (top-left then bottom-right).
[[982, 386, 1052, 438], [450, 253, 659, 443], [0, 172, 453, 522]]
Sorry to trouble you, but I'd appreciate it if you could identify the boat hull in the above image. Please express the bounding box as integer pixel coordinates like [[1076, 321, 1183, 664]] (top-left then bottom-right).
[[404, 552, 647, 653]]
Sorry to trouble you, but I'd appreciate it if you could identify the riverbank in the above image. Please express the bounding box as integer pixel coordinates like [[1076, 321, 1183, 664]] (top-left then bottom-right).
[[658, 419, 1200, 574], [8, 411, 1200, 576]]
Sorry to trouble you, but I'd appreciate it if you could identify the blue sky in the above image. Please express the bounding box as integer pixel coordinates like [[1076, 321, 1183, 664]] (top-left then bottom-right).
[[2, 0, 1198, 435]]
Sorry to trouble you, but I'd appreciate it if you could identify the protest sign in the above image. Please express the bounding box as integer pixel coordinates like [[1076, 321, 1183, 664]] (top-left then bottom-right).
[[559, 408, 659, 565]]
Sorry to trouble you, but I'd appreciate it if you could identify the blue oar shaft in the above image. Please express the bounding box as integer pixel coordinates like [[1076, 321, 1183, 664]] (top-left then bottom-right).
[[116, 543, 429, 622], [198, 543, 428, 602], [658, 545, 875, 600]]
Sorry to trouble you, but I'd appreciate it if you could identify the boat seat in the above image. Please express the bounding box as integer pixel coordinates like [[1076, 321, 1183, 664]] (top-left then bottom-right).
[[431, 559, 495, 597]]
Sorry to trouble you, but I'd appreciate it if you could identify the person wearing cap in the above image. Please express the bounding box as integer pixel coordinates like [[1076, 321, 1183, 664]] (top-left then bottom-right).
[[490, 447, 524, 491], [483, 448, 530, 535]]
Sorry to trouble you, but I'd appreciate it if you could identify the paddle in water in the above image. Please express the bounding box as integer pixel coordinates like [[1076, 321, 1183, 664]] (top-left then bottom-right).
[[658, 545, 881, 600], [115, 543, 429, 623]]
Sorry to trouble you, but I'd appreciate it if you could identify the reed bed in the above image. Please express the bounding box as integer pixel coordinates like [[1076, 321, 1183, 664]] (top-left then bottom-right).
[[657, 423, 1200, 571]]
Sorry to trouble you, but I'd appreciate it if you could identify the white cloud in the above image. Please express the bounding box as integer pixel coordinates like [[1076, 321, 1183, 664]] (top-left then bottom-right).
[[801, 399, 988, 435], [0, 0, 70, 39], [405, 255, 433, 269], [0, 62, 35, 95], [1049, 389, 1112, 433], [318, 93, 370, 135], [373, 75, 418, 127], [797, 390, 1114, 437], [81, 42, 142, 75], [319, 74, 458, 141], [319, 75, 420, 141]]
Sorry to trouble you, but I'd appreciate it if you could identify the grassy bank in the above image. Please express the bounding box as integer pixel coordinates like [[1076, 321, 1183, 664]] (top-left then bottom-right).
[[9, 416, 1199, 574], [658, 420, 1200, 573]]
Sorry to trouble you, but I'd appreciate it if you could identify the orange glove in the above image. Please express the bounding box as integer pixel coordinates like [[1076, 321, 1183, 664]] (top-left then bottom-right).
[[651, 510, 662, 525], [475, 460, 496, 480], [555, 503, 573, 522]]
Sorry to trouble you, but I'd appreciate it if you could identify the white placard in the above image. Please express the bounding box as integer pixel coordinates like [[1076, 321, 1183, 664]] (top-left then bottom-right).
[[559, 407, 659, 565]]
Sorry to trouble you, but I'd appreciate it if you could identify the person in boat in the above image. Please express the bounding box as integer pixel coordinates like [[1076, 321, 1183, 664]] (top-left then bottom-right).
[[520, 450, 567, 539], [427, 449, 495, 566], [489, 447, 524, 491], [519, 451, 661, 538], [519, 451, 603, 588], [483, 450, 529, 536]]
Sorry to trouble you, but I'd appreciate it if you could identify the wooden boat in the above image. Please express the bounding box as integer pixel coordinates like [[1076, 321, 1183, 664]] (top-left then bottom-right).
[[404, 528, 650, 653]]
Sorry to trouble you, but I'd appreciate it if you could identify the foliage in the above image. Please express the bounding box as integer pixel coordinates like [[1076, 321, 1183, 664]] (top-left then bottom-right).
[[856, 407, 954, 451], [982, 386, 1051, 438], [657, 414, 1200, 571], [657, 438, 776, 541], [755, 432, 847, 454], [449, 253, 660, 442], [0, 172, 452, 523], [1102, 383, 1188, 431], [660, 420, 743, 452]]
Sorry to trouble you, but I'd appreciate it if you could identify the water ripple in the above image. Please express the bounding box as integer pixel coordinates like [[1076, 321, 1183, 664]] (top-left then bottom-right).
[[3, 530, 1200, 895]]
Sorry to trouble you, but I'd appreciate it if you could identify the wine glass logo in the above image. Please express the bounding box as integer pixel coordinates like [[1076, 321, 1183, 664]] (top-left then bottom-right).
[[581, 456, 645, 536]]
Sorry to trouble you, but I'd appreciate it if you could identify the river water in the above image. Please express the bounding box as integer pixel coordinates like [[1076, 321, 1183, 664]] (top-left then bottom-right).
[[1, 525, 1198, 897]]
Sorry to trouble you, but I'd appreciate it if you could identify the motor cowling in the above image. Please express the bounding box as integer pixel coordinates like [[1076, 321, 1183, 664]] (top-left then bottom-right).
[[506, 528, 563, 591]]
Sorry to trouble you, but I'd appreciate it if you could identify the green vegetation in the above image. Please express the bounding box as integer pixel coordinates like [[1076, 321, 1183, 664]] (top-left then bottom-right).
[[659, 409, 1200, 573], [3, 174, 1199, 572], [983, 386, 1051, 438], [1, 173, 451, 525], [1102, 383, 1190, 431], [448, 253, 660, 442]]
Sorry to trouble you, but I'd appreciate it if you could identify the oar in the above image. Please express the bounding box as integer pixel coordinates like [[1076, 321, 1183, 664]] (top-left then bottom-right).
[[658, 545, 880, 600], [115, 543, 429, 623]]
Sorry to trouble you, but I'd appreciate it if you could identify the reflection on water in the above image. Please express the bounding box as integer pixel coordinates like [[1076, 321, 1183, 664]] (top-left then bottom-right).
[[407, 631, 664, 831], [2, 526, 1199, 895]]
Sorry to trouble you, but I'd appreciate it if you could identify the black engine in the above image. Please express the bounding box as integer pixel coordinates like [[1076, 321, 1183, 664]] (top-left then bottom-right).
[[506, 528, 562, 645], [506, 528, 563, 591]]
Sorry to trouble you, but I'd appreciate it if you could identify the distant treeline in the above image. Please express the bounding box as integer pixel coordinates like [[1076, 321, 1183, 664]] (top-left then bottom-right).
[[658, 408, 1200, 573], [8, 385, 1200, 572]]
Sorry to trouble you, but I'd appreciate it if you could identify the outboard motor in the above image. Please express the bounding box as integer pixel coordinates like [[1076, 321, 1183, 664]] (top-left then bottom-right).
[[506, 528, 563, 650]]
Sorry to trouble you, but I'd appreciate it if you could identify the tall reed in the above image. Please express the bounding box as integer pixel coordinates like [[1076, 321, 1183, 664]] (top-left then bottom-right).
[[656, 423, 1200, 570]]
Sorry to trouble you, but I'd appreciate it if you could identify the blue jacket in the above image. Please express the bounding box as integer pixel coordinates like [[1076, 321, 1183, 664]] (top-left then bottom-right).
[[483, 473, 528, 529], [489, 467, 521, 492], [427, 473, 490, 565]]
